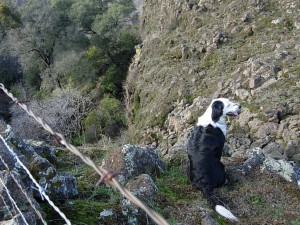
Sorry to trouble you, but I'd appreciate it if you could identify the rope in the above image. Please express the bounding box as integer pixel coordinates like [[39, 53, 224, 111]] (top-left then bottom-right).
[[0, 83, 170, 225], [0, 135, 70, 225]]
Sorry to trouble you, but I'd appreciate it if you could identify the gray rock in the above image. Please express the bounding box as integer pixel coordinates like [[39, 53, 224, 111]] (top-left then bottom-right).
[[0, 212, 42, 225], [162, 126, 193, 164], [262, 142, 285, 160], [235, 148, 300, 188], [234, 147, 264, 174], [40, 173, 78, 200], [284, 140, 299, 159], [102, 145, 166, 184], [249, 75, 263, 89], [99, 209, 113, 219], [235, 88, 250, 100], [0, 171, 45, 224], [121, 174, 157, 225], [261, 157, 299, 186], [1, 124, 78, 202], [249, 121, 278, 140], [24, 140, 57, 165], [237, 108, 255, 127]]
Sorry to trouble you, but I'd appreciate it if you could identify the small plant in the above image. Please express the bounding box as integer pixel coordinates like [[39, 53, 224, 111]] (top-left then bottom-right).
[[200, 52, 219, 70], [251, 195, 263, 205]]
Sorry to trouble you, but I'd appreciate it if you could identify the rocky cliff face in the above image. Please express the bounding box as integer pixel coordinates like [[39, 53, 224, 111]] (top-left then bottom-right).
[[126, 0, 300, 163]]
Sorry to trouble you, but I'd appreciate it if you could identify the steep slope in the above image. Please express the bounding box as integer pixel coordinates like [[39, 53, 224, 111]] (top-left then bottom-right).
[[126, 0, 299, 158], [125, 1, 300, 223]]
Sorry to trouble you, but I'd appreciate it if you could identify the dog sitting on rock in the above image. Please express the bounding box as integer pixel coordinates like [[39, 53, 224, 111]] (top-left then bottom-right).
[[187, 98, 241, 221]]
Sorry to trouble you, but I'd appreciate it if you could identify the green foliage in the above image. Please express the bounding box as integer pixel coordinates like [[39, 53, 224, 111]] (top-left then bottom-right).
[[114, 29, 140, 67], [98, 94, 126, 134], [71, 134, 85, 146], [41, 199, 116, 225], [0, 2, 21, 31], [291, 219, 300, 225], [2, 0, 139, 142], [9, 86, 22, 98], [90, 2, 139, 71], [251, 195, 263, 205], [83, 95, 126, 142], [213, 216, 228, 225], [0, 68, 14, 85], [38, 51, 97, 92], [98, 64, 123, 96], [85, 45, 110, 70], [92, 3, 130, 39], [83, 110, 102, 143], [23, 61, 43, 91], [0, 55, 22, 87], [156, 166, 189, 201], [200, 51, 219, 70]]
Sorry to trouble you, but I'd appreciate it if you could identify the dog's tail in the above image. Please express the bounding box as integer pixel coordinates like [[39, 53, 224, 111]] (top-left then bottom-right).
[[202, 187, 239, 222]]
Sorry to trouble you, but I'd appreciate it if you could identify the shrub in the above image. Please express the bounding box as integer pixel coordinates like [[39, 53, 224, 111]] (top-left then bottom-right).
[[83, 94, 126, 142], [83, 110, 102, 143], [11, 89, 92, 143], [98, 94, 126, 137], [98, 64, 123, 97]]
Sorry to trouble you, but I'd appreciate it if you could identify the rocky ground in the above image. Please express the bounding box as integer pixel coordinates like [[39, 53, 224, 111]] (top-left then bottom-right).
[[124, 0, 300, 224]]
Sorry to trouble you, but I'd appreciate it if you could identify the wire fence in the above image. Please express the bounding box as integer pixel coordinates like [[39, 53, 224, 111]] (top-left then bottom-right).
[[0, 83, 170, 225], [0, 134, 68, 225], [0, 144, 47, 225], [0, 176, 29, 225]]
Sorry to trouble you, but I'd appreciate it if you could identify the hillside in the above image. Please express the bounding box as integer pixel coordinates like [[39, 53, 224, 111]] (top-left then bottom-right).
[[1, 0, 300, 224], [126, 0, 300, 143], [124, 0, 300, 224]]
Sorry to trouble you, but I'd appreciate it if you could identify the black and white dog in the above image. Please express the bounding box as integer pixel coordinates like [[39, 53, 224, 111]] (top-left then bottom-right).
[[187, 98, 241, 221]]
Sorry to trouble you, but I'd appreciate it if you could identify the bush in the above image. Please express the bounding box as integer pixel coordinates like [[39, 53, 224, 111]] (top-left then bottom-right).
[[98, 64, 122, 96], [83, 110, 102, 143], [83, 94, 126, 142], [11, 89, 92, 143], [99, 94, 125, 127]]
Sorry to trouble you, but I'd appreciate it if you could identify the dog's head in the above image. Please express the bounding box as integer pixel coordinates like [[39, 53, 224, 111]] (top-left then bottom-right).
[[211, 98, 241, 122]]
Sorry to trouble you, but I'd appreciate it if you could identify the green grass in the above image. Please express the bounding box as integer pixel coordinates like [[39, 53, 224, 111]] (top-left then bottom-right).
[[291, 219, 300, 225], [155, 166, 190, 201], [41, 199, 117, 225]]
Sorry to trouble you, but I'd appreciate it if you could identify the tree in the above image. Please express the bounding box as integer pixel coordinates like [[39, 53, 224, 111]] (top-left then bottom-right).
[[0, 2, 21, 34], [4, 0, 94, 92], [40, 51, 96, 92], [0, 55, 22, 86]]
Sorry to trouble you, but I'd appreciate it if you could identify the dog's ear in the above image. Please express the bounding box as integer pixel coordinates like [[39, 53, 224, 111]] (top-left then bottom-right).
[[211, 100, 224, 122]]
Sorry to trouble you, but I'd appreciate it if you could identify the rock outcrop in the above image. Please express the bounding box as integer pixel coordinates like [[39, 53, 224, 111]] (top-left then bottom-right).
[[102, 144, 166, 224], [125, 0, 300, 222], [126, 0, 300, 169], [0, 120, 78, 223]]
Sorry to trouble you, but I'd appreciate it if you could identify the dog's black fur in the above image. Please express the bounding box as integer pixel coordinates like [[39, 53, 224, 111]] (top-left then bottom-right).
[[187, 124, 226, 207]]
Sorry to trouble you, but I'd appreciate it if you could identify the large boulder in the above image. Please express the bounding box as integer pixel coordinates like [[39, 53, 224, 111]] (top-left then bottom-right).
[[102, 144, 166, 224], [102, 144, 166, 184], [12, 139, 78, 200], [234, 147, 300, 189], [121, 174, 158, 225], [0, 121, 78, 204]]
